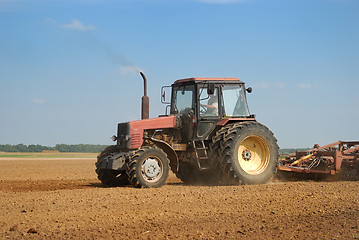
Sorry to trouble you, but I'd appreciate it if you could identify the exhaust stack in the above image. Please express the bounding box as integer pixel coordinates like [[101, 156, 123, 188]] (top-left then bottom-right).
[[140, 72, 149, 119]]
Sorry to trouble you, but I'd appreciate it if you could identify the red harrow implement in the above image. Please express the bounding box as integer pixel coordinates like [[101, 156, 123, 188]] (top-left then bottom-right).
[[278, 141, 359, 179]]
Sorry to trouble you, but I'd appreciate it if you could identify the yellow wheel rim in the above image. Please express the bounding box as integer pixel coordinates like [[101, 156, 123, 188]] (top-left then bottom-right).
[[237, 135, 270, 175]]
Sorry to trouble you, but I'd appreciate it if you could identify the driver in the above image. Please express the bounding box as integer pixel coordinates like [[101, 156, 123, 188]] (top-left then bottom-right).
[[202, 95, 218, 115]]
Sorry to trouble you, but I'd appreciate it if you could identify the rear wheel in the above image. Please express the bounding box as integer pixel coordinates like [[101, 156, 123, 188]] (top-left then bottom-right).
[[126, 146, 169, 188], [175, 161, 218, 185], [175, 161, 196, 184], [210, 122, 279, 185]]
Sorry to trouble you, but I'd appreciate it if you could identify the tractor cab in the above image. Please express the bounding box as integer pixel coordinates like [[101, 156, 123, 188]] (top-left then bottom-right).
[[169, 78, 253, 141]]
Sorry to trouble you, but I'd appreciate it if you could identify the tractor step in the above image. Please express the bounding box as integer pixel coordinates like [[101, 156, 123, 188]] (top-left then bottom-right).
[[193, 140, 210, 170]]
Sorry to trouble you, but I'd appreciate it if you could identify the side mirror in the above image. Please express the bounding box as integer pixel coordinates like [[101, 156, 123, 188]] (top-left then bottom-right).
[[246, 87, 252, 93], [207, 83, 215, 95], [162, 91, 166, 101], [161, 86, 171, 104]]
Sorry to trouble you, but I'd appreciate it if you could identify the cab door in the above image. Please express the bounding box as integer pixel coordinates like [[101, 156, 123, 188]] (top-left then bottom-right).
[[196, 84, 221, 140], [171, 84, 196, 142]]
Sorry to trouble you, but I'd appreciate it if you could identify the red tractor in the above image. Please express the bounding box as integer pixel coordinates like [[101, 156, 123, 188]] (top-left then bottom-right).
[[96, 73, 279, 188]]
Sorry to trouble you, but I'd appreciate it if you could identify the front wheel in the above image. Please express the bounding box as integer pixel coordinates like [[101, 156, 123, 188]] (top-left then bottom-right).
[[210, 122, 279, 185], [126, 146, 169, 188]]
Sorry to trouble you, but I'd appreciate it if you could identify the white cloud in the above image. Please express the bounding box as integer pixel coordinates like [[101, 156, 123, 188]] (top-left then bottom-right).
[[45, 18, 97, 31], [298, 83, 312, 89], [60, 19, 97, 31], [44, 18, 56, 24], [32, 98, 46, 104], [254, 82, 285, 89]]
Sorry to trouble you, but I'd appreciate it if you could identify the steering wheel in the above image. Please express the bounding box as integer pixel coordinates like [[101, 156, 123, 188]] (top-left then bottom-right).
[[200, 104, 207, 115]]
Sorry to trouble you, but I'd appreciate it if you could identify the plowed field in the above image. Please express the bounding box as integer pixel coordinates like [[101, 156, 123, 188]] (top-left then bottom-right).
[[0, 154, 358, 239]]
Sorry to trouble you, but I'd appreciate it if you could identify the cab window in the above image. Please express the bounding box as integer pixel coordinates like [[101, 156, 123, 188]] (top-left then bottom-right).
[[172, 85, 195, 114], [222, 85, 250, 117], [199, 87, 219, 117]]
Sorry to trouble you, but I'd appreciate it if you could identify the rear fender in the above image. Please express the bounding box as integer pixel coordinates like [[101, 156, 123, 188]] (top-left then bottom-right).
[[216, 118, 256, 126]]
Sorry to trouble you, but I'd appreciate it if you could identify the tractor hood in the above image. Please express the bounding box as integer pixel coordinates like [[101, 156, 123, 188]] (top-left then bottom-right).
[[116, 115, 177, 149]]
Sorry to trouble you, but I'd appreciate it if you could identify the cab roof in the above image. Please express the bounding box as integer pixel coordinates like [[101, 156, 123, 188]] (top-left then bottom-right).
[[173, 77, 243, 85]]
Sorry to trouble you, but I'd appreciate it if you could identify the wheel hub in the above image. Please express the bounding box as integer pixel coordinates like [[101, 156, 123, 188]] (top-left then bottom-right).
[[242, 149, 252, 161], [237, 135, 270, 175], [142, 158, 161, 179]]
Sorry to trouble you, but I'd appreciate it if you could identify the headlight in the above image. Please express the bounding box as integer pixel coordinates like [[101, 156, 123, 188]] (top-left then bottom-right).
[[111, 135, 117, 141]]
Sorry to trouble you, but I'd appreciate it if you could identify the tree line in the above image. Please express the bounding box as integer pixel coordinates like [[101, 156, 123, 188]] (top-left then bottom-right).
[[0, 143, 310, 154], [279, 148, 310, 155], [0, 144, 108, 153]]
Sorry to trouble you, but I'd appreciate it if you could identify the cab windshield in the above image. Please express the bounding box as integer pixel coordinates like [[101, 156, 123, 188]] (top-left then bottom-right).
[[171, 84, 195, 114], [222, 84, 250, 117]]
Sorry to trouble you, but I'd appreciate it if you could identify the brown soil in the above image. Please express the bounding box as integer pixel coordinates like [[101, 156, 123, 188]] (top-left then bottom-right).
[[0, 158, 358, 239]]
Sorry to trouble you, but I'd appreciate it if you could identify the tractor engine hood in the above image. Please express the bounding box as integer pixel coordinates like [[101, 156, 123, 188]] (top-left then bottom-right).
[[116, 115, 177, 149]]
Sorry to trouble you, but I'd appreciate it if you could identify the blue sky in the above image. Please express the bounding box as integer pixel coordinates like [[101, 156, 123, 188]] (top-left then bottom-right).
[[0, 0, 358, 148]]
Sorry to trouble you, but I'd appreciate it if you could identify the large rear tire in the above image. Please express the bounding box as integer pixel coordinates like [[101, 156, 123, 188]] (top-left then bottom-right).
[[174, 161, 197, 184], [210, 122, 279, 185], [126, 146, 170, 188], [95, 146, 129, 187], [175, 161, 218, 185]]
